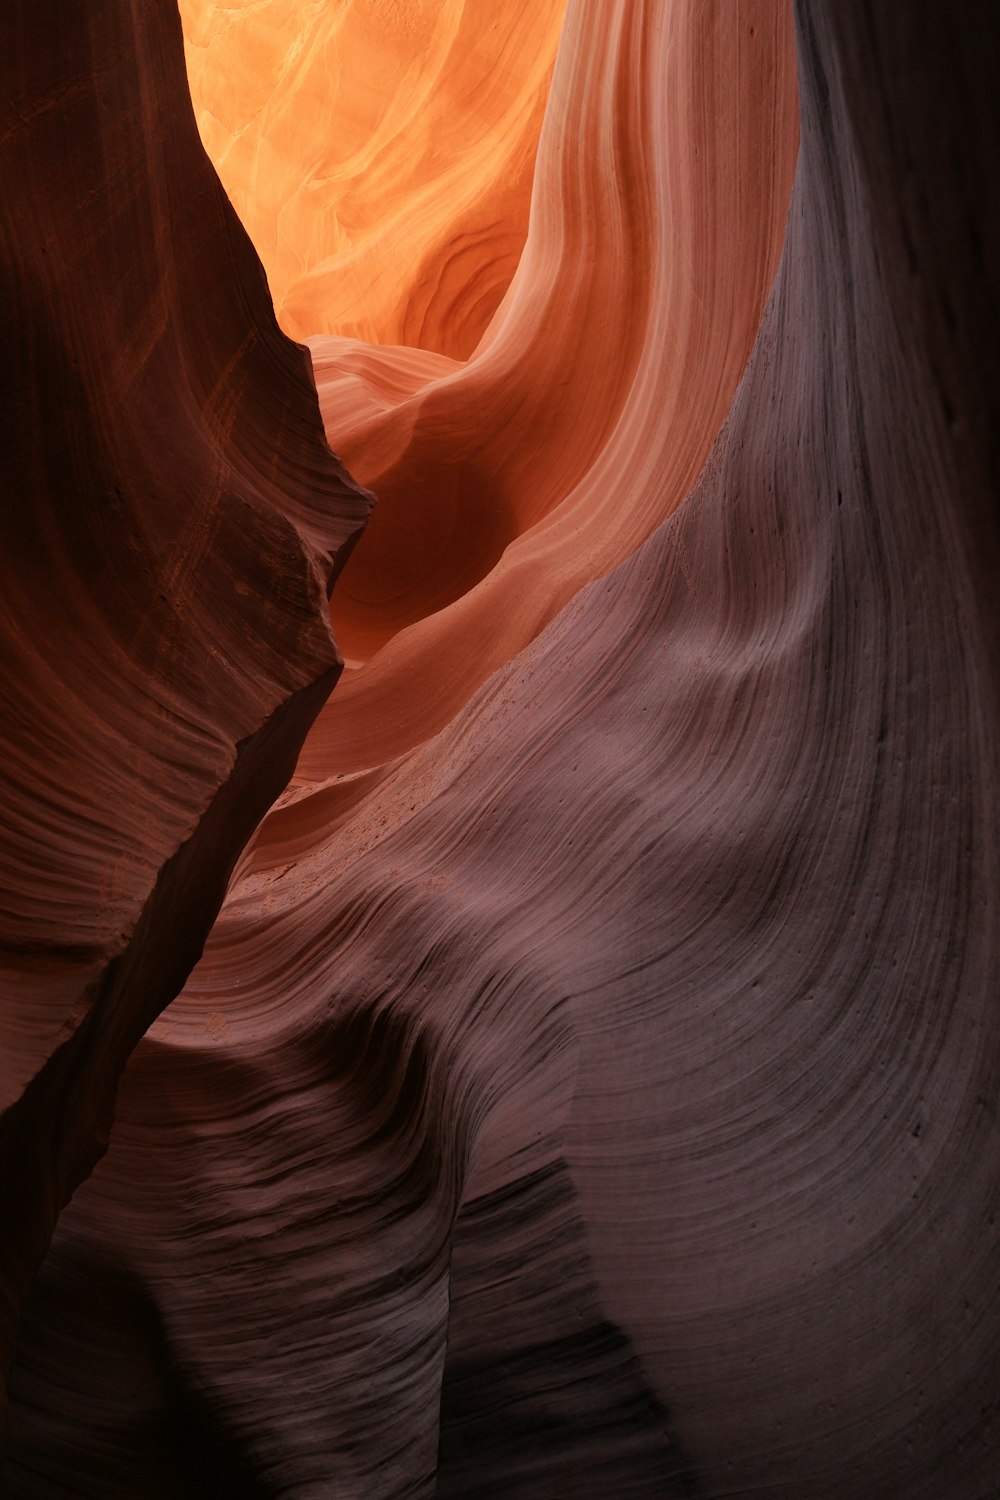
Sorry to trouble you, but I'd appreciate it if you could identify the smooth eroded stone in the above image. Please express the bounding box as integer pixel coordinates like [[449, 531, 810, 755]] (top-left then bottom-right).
[[0, 0, 371, 1412], [4, 1, 999, 1496]]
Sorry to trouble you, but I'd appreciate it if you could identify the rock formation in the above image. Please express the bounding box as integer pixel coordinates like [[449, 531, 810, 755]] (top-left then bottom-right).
[[0, 0, 370, 1427], [2, 0, 999, 1496], [178, 0, 567, 356]]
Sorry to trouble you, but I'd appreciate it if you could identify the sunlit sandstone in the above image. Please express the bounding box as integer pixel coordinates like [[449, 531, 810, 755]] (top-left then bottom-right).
[[179, 0, 566, 356], [3, 2, 999, 1496]]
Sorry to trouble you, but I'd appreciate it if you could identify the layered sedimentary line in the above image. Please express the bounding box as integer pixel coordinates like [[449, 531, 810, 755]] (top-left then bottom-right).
[[178, 0, 568, 357], [249, 0, 800, 875], [0, 0, 370, 1414], [6, 1, 1000, 1497]]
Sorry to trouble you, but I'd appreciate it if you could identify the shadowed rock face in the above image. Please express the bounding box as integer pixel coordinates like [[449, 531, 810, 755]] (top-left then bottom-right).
[[3, 1, 1000, 1497], [0, 0, 370, 1418]]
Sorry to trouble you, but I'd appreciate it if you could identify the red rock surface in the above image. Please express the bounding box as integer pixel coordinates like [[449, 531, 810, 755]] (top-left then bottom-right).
[[0, 0, 370, 1424], [3, 0, 1000, 1496], [294, 0, 798, 799]]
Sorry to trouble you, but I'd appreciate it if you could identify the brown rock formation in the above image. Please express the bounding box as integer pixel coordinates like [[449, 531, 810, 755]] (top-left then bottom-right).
[[4, 0, 1000, 1496], [0, 0, 370, 1421], [272, 0, 800, 862]]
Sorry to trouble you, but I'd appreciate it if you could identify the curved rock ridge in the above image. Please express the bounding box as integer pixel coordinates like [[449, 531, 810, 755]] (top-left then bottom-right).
[[6, 1, 1000, 1497], [0, 0, 370, 1415], [179, 0, 567, 357], [259, 0, 800, 866]]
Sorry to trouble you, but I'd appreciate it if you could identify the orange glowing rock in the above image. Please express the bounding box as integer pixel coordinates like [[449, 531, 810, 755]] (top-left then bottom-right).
[[179, 0, 567, 357], [272, 0, 800, 853], [9, 1, 1000, 1494], [179, 0, 799, 866]]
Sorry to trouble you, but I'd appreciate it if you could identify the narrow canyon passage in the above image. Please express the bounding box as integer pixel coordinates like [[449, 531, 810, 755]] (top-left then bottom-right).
[[2, 2, 999, 1497], [184, 0, 800, 865]]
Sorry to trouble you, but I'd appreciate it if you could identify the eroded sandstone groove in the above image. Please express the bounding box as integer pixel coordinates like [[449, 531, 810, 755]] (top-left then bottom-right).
[[3, 1, 999, 1495], [0, 0, 370, 1417]]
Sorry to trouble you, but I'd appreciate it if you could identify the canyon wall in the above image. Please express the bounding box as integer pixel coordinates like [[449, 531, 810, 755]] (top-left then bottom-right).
[[178, 0, 567, 356], [0, 0, 370, 1424], [3, 0, 999, 1496]]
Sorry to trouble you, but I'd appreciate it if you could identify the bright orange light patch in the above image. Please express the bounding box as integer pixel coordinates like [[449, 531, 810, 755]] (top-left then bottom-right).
[[178, 0, 567, 357]]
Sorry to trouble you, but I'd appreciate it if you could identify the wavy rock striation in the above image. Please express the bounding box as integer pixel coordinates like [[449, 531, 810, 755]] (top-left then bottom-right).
[[0, 0, 370, 1422], [4, 0, 1000, 1497], [271, 0, 800, 869], [179, 0, 567, 357]]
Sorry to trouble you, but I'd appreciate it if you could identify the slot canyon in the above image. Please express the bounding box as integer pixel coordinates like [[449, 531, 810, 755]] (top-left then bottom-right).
[[1, 0, 998, 1494]]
